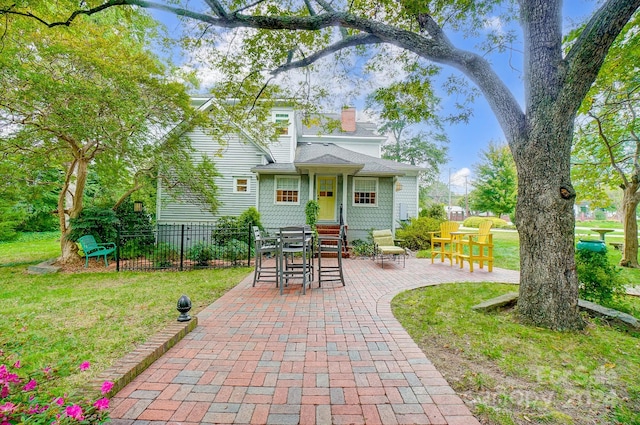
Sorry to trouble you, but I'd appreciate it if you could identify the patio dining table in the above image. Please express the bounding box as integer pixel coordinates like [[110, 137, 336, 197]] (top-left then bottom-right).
[[277, 225, 314, 294]]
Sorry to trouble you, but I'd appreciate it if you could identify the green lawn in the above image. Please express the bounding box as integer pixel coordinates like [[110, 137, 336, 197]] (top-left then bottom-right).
[[392, 283, 640, 425], [0, 233, 251, 395], [0, 231, 61, 265]]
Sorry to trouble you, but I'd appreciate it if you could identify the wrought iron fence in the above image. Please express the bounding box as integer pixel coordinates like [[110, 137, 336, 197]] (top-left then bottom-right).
[[116, 223, 253, 272]]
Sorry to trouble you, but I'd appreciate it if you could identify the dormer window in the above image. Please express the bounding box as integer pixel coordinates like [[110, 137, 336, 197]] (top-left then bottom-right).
[[274, 112, 290, 135]]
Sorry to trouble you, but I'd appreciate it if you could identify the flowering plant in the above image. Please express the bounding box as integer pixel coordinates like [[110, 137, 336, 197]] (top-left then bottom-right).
[[0, 352, 112, 424]]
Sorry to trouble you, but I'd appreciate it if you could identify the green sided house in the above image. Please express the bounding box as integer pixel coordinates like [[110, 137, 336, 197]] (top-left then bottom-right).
[[156, 98, 425, 242]]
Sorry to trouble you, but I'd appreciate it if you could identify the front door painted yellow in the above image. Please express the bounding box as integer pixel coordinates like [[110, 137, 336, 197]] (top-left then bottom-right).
[[317, 176, 336, 221]]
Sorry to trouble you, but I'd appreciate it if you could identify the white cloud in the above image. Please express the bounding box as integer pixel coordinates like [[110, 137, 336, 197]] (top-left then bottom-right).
[[483, 16, 505, 34], [450, 168, 471, 187]]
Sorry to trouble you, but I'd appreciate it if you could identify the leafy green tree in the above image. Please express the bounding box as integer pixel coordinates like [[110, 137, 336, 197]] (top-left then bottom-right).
[[469, 143, 517, 217], [7, 1, 640, 329], [0, 5, 218, 262], [365, 77, 449, 184], [571, 12, 640, 267]]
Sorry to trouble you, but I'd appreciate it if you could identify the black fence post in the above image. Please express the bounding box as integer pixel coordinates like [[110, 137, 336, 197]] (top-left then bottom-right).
[[116, 225, 120, 272], [180, 224, 185, 271]]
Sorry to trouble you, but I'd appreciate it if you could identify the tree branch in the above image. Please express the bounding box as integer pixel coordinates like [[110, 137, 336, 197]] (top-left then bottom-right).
[[203, 0, 228, 18], [561, 0, 640, 115], [271, 34, 380, 76]]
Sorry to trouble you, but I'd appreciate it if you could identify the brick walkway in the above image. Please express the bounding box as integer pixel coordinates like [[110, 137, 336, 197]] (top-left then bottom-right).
[[109, 257, 519, 424]]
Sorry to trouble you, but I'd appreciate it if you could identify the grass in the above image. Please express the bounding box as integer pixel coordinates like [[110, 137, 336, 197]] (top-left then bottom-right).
[[392, 283, 640, 425], [0, 231, 61, 265], [0, 232, 251, 395]]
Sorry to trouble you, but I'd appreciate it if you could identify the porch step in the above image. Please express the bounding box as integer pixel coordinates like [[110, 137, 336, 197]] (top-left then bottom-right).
[[316, 225, 349, 258]]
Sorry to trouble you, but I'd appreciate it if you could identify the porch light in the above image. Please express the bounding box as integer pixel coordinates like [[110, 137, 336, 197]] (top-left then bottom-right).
[[395, 181, 403, 192], [133, 201, 143, 213], [177, 295, 192, 322]]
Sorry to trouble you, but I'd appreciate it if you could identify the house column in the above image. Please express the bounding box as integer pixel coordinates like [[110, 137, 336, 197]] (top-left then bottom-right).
[[342, 173, 348, 225], [308, 171, 315, 202]]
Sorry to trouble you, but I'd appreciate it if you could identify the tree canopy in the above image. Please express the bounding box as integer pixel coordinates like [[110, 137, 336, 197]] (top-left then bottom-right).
[[469, 143, 517, 217], [0, 4, 219, 258]]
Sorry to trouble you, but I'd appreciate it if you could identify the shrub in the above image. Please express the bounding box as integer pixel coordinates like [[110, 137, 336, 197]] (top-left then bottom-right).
[[238, 207, 264, 232], [351, 239, 375, 257], [186, 242, 215, 266], [0, 356, 111, 424], [68, 207, 119, 243], [222, 239, 250, 264], [395, 216, 443, 251], [463, 216, 509, 229], [115, 198, 155, 259], [152, 242, 179, 268], [0, 206, 24, 242], [575, 249, 625, 305], [419, 204, 446, 220]]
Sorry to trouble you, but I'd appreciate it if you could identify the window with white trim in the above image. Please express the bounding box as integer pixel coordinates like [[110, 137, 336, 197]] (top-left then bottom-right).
[[274, 112, 291, 135], [233, 177, 250, 193], [275, 176, 300, 204], [353, 177, 378, 206]]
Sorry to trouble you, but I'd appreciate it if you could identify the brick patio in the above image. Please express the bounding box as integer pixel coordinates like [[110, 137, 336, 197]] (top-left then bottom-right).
[[109, 256, 519, 424]]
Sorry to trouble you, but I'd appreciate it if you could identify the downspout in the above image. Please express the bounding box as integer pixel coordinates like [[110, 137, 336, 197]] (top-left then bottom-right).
[[255, 174, 260, 212]]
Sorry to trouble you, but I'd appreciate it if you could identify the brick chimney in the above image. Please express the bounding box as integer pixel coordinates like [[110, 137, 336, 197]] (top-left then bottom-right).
[[341, 107, 356, 132]]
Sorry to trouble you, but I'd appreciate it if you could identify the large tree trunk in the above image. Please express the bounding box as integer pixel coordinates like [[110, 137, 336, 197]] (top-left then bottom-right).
[[513, 119, 584, 330], [620, 184, 640, 267]]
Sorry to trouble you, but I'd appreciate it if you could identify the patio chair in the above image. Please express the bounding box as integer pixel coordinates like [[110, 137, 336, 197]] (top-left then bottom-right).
[[457, 220, 494, 272], [317, 224, 345, 286], [429, 221, 460, 265], [252, 226, 279, 286], [278, 226, 314, 294], [372, 229, 407, 268], [77, 235, 116, 268]]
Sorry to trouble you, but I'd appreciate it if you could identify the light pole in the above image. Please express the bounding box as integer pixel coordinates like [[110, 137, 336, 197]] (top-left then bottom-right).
[[465, 176, 469, 218], [448, 168, 452, 220]]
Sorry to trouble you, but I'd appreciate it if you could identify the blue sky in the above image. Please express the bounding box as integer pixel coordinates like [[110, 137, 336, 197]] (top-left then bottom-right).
[[149, 1, 599, 189]]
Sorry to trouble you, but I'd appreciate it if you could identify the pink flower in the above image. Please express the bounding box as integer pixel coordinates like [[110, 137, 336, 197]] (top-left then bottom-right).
[[23, 379, 37, 391], [64, 404, 84, 421], [79, 361, 90, 371], [54, 397, 65, 406], [43, 366, 52, 375], [12, 361, 20, 369], [5, 373, 19, 384], [100, 380, 114, 394], [0, 402, 15, 413], [1, 385, 8, 398], [93, 398, 109, 410]]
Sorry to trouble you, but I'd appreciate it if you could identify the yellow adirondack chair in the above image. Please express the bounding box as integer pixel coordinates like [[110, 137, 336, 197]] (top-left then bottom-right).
[[457, 220, 494, 272], [429, 221, 460, 265]]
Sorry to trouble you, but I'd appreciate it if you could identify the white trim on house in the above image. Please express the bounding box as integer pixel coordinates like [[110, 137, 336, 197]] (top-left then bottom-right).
[[274, 175, 301, 205], [353, 177, 378, 207], [233, 176, 251, 193]]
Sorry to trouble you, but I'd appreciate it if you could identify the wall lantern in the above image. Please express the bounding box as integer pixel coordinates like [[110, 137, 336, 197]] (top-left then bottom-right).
[[133, 201, 143, 213], [395, 181, 403, 192]]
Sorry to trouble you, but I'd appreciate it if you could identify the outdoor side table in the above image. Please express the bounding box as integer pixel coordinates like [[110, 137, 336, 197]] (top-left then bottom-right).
[[590, 228, 614, 241]]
